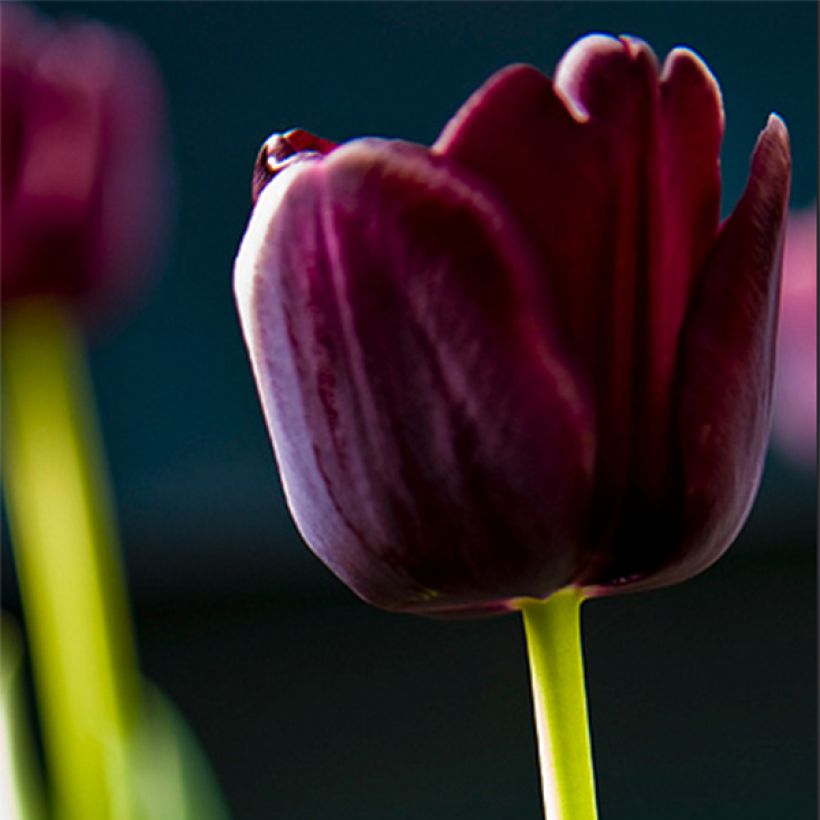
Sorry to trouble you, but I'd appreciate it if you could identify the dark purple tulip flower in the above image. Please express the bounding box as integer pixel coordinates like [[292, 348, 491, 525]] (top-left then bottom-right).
[[235, 34, 791, 616], [1, 3, 167, 318]]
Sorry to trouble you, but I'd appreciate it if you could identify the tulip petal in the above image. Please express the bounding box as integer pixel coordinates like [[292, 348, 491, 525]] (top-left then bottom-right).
[[235, 140, 594, 614], [550, 35, 665, 515], [434, 50, 641, 554], [433, 61, 599, 368], [639, 47, 723, 484], [435, 37, 724, 548], [435, 39, 722, 376], [677, 116, 789, 566], [588, 116, 790, 594]]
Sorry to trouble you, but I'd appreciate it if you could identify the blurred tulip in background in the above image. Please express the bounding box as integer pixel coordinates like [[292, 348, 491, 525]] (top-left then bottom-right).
[[1, 2, 167, 317], [1, 5, 227, 818]]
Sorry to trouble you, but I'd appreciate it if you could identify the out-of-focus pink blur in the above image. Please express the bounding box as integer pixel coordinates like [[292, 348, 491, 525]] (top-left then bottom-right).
[[0, 3, 169, 321], [773, 206, 817, 470]]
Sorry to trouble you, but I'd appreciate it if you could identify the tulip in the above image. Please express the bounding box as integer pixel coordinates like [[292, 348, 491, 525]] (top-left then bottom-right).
[[237, 34, 791, 819], [1, 3, 167, 317], [772, 206, 817, 469], [235, 34, 790, 617]]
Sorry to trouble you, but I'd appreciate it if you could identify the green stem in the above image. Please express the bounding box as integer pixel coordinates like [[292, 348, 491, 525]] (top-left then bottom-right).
[[2, 300, 139, 819], [521, 588, 598, 820], [1, 616, 48, 820]]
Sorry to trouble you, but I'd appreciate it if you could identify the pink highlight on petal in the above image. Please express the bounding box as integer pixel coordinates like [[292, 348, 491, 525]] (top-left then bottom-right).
[[773, 205, 818, 470]]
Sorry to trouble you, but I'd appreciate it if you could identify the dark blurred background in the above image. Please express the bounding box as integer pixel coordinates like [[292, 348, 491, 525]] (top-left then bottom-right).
[[3, 2, 817, 818]]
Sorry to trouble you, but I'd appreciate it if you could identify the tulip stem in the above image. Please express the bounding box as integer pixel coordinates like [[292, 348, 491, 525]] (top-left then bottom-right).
[[1, 299, 139, 819], [521, 588, 598, 820]]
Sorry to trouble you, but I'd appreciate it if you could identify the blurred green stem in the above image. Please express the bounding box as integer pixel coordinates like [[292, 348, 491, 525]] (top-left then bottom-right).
[[1, 616, 47, 820], [2, 299, 139, 819], [521, 589, 598, 820]]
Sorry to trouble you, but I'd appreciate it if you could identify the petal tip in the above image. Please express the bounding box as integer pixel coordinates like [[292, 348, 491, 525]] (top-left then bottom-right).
[[433, 62, 550, 152], [752, 113, 791, 181], [661, 46, 725, 129], [764, 112, 790, 143], [618, 33, 660, 69], [252, 128, 336, 203], [554, 33, 622, 95], [554, 32, 658, 120], [235, 157, 322, 320]]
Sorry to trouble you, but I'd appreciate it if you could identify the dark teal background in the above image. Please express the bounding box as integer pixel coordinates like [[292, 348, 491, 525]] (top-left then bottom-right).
[[5, 2, 817, 818]]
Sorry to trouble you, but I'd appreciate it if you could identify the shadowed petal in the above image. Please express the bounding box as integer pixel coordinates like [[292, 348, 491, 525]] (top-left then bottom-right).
[[435, 35, 726, 576], [639, 47, 723, 483], [236, 140, 594, 614], [433, 61, 599, 370], [550, 35, 663, 517], [634, 116, 789, 593]]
